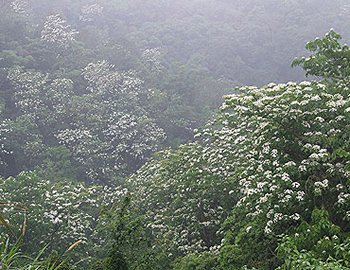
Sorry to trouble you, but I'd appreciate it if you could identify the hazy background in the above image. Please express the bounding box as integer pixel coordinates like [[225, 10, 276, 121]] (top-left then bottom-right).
[[1, 0, 349, 178]]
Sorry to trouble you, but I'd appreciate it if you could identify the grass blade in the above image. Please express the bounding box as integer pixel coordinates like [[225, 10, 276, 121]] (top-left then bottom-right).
[[22, 211, 26, 237], [67, 240, 82, 251], [0, 214, 15, 237]]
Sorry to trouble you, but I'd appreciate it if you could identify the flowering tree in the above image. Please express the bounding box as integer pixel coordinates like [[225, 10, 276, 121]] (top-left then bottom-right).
[[137, 30, 350, 269], [8, 67, 73, 122], [0, 118, 13, 168], [220, 79, 349, 231], [56, 61, 166, 181], [0, 171, 127, 260], [6, 61, 165, 182], [216, 80, 350, 268], [4, 67, 74, 175], [79, 3, 104, 22], [11, 0, 27, 14], [41, 14, 78, 49], [130, 141, 235, 257], [141, 47, 164, 73], [291, 29, 350, 82], [212, 30, 350, 269]]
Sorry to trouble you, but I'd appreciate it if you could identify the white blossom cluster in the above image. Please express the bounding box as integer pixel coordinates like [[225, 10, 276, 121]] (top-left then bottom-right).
[[55, 61, 166, 180], [0, 171, 127, 256], [41, 14, 78, 49], [213, 80, 350, 235], [141, 48, 163, 73], [11, 0, 27, 14], [7, 62, 165, 181], [8, 67, 48, 115], [79, 4, 104, 22], [0, 119, 13, 166], [7, 67, 73, 122], [130, 142, 234, 255], [82, 61, 146, 98]]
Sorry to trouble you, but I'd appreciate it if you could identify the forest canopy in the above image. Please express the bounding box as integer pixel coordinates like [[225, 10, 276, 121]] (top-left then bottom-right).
[[0, 0, 349, 269]]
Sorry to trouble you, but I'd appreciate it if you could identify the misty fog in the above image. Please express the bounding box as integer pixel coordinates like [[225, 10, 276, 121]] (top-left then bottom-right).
[[1, 0, 350, 269]]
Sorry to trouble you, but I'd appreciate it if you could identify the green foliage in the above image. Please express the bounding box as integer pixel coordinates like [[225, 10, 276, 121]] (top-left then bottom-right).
[[292, 29, 350, 81], [124, 30, 350, 269], [207, 30, 350, 269], [2, 0, 350, 268], [173, 251, 222, 270], [91, 194, 168, 270], [277, 208, 350, 269], [219, 219, 281, 269], [2, 62, 166, 182], [0, 237, 22, 268], [0, 203, 16, 238], [0, 171, 128, 264], [130, 142, 235, 257], [0, 236, 68, 269]]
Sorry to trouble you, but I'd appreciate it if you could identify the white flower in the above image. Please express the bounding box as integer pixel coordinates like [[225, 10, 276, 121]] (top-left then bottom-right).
[[41, 14, 78, 49], [246, 226, 252, 233], [264, 227, 272, 234], [292, 182, 300, 188]]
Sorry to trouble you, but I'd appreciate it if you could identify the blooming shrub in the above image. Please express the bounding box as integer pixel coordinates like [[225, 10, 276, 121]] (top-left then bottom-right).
[[0, 171, 127, 259], [129, 31, 350, 269], [214, 30, 350, 269], [6, 62, 165, 182], [130, 142, 235, 256], [41, 14, 78, 49], [56, 61, 166, 181], [218, 79, 350, 236]]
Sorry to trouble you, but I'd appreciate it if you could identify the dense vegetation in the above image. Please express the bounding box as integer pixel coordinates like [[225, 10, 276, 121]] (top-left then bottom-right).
[[0, 0, 350, 269]]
